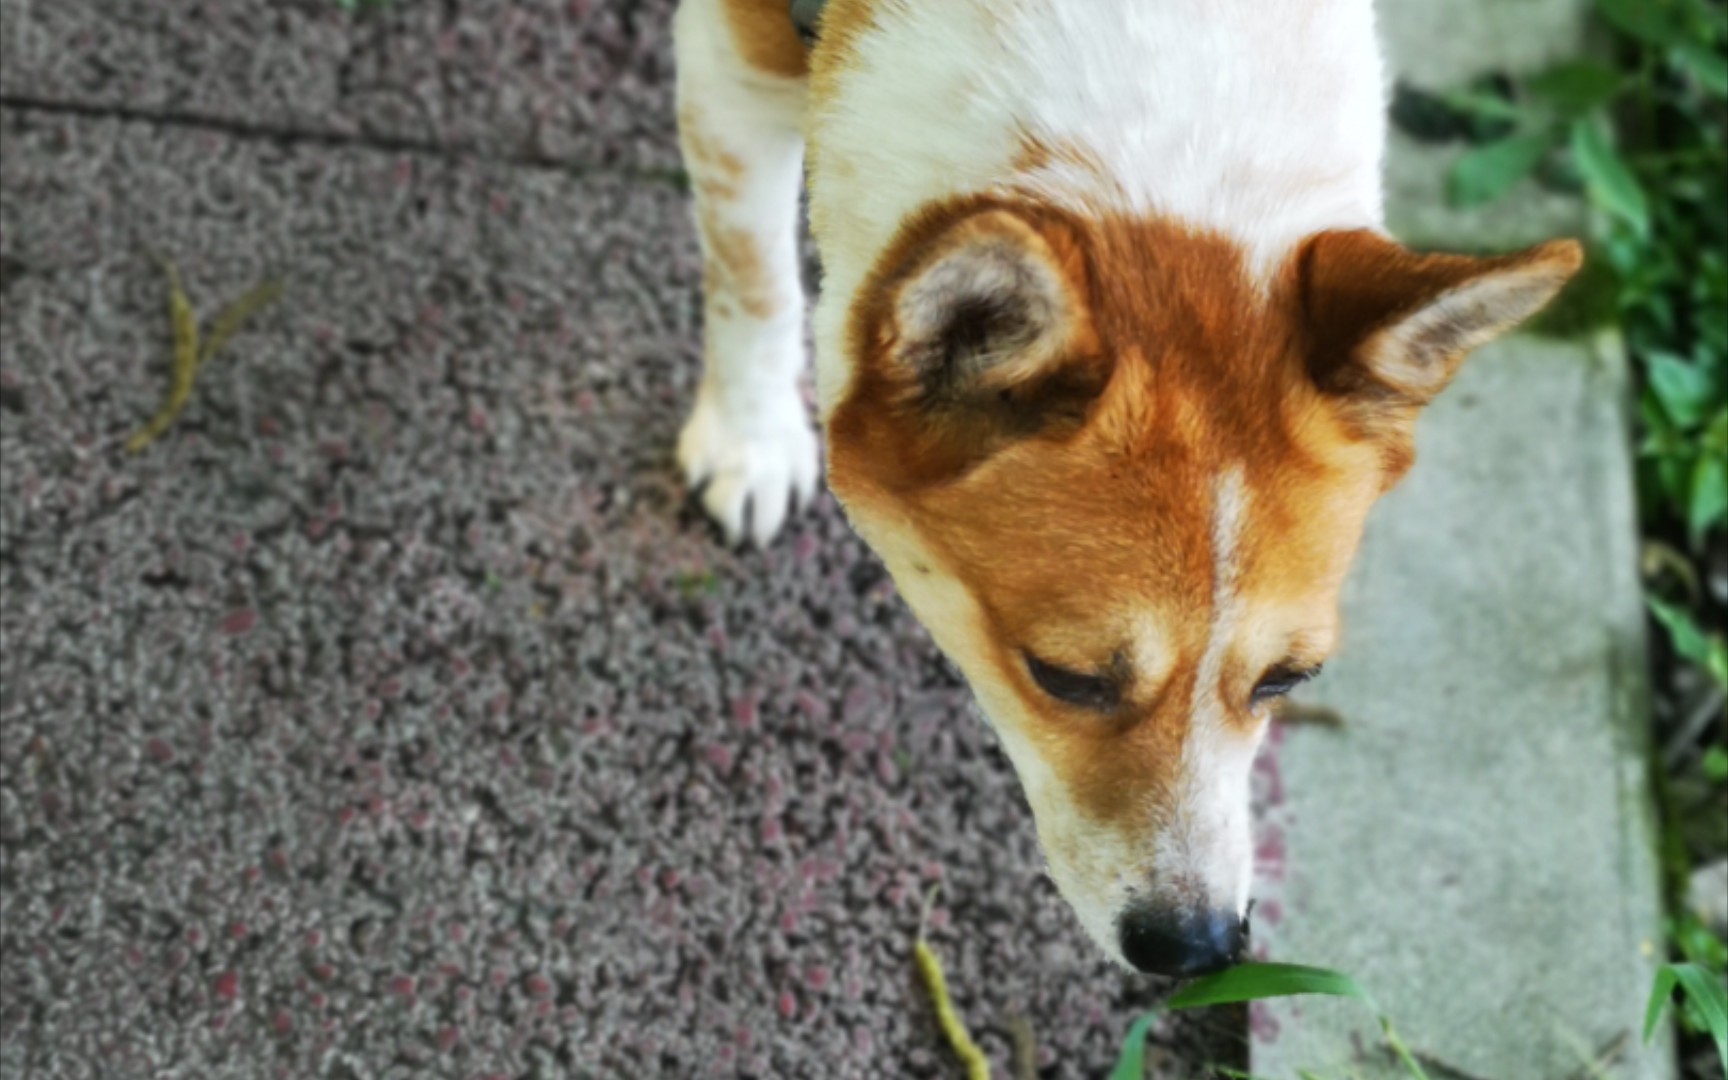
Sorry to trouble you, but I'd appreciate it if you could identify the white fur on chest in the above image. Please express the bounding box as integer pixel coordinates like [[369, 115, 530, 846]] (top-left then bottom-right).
[[808, 0, 1388, 417]]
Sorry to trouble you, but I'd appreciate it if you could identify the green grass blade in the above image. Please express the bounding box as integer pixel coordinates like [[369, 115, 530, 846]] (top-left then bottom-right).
[[1643, 965, 1680, 1042], [1677, 41, 1728, 97], [1378, 1018, 1435, 1080], [1672, 965, 1728, 1067], [1107, 1012, 1159, 1080], [126, 258, 203, 453], [1647, 595, 1719, 678], [1166, 962, 1379, 1013], [1691, 453, 1728, 541], [1645, 963, 1728, 1068], [1570, 119, 1649, 235], [1164, 964, 1431, 1080], [1525, 60, 1625, 116], [1593, 0, 1681, 48]]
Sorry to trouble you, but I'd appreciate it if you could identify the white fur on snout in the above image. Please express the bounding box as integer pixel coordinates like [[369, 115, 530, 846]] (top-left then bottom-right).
[[1160, 719, 1261, 919], [1152, 468, 1259, 918]]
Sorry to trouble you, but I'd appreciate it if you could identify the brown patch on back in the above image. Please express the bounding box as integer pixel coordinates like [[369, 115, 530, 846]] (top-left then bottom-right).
[[808, 0, 881, 101], [720, 0, 810, 79], [1011, 133, 1054, 173], [1009, 129, 1107, 183]]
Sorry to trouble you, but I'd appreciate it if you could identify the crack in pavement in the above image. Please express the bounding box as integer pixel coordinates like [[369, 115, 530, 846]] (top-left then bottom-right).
[[0, 92, 689, 188]]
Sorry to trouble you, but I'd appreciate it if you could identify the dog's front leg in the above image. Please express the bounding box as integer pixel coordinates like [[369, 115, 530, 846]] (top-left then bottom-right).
[[673, 0, 817, 547]]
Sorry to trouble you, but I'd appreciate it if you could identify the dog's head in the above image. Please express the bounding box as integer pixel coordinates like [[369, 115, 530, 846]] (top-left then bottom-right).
[[824, 198, 1580, 975]]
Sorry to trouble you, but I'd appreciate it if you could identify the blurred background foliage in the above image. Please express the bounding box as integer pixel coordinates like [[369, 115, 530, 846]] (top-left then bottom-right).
[[1396, 0, 1725, 1071]]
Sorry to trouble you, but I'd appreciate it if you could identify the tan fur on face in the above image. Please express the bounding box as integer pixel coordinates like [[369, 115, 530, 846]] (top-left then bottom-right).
[[833, 206, 1383, 827], [827, 197, 1577, 939]]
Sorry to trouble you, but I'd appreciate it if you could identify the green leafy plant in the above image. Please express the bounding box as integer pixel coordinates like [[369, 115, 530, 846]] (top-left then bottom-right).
[[1651, 594, 1728, 687], [1109, 959, 1728, 1079], [1424, 4, 1727, 1067], [1109, 963, 1431, 1080], [1645, 962, 1728, 1069], [1438, 0, 1727, 582]]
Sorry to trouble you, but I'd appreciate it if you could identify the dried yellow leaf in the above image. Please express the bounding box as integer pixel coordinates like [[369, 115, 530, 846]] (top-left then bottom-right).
[[127, 259, 201, 453], [914, 887, 989, 1080], [127, 261, 281, 454], [201, 279, 283, 362]]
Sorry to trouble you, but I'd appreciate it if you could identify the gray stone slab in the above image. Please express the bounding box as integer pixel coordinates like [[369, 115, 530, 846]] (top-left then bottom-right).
[[1249, 334, 1671, 1079], [1378, 0, 1596, 90], [0, 107, 1227, 1079], [1379, 0, 1603, 252], [0, 0, 682, 171], [1385, 135, 1590, 255], [1249, 3, 1671, 1075]]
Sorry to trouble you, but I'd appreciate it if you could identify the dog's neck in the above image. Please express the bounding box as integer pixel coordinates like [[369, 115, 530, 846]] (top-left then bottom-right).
[[808, 0, 1388, 417]]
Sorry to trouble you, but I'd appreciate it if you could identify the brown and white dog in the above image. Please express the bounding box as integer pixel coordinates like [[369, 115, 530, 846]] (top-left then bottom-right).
[[671, 0, 1581, 976]]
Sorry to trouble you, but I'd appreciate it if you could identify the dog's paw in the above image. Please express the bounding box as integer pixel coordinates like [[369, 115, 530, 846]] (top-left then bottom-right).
[[677, 386, 819, 548]]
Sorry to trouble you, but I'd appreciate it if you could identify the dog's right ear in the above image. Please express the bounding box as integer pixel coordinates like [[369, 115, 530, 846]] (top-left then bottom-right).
[[1299, 229, 1581, 435], [831, 205, 1108, 493]]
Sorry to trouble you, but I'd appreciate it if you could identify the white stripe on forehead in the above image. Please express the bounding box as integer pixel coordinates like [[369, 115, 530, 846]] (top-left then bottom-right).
[[1129, 468, 1250, 696], [1194, 467, 1247, 731]]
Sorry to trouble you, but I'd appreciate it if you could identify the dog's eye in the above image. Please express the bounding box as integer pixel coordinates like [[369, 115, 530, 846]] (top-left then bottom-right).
[[1252, 663, 1321, 705], [1025, 653, 1121, 710]]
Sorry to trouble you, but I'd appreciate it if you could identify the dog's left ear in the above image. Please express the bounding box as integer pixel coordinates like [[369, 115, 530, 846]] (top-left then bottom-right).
[[831, 205, 1108, 492], [1300, 230, 1582, 428]]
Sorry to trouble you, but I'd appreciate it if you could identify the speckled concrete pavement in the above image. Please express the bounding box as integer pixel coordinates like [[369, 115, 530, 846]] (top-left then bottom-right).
[[0, 4, 1231, 1077]]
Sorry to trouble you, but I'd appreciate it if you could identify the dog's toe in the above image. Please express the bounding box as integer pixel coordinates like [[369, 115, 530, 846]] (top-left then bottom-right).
[[677, 388, 819, 548]]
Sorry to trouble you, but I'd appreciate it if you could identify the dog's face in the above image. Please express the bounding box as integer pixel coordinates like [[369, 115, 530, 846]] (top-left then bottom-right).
[[825, 199, 1580, 975]]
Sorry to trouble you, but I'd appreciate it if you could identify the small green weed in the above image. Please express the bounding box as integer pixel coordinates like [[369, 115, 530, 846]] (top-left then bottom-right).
[[1645, 962, 1728, 1069], [128, 259, 281, 453], [1109, 963, 1430, 1080], [673, 568, 721, 601], [1111, 958, 1728, 1078]]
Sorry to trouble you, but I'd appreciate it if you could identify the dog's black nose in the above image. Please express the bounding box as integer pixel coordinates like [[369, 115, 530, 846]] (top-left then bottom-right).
[[1117, 905, 1246, 977]]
